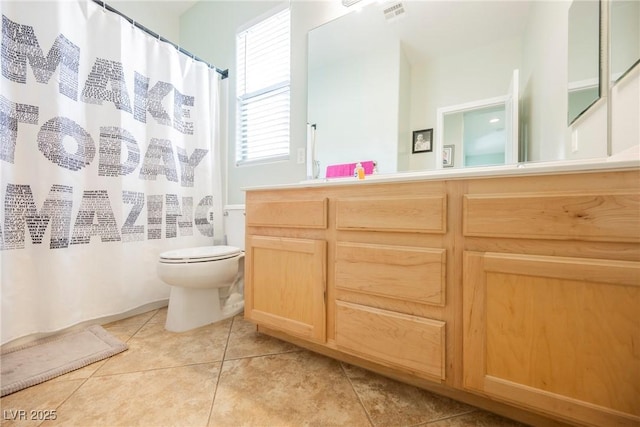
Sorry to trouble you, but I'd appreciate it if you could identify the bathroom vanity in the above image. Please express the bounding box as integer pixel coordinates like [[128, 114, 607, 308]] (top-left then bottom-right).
[[244, 162, 640, 427]]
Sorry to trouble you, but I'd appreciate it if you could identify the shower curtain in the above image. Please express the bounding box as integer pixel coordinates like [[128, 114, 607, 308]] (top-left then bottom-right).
[[0, 0, 223, 345]]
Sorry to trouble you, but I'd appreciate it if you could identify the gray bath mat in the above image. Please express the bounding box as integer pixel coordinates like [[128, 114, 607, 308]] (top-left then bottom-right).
[[1, 325, 128, 396]]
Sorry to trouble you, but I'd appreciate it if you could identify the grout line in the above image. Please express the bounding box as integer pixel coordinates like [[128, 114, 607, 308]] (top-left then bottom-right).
[[222, 347, 304, 362], [415, 409, 480, 426], [87, 360, 222, 378], [339, 362, 376, 427], [46, 376, 89, 426], [206, 314, 236, 425]]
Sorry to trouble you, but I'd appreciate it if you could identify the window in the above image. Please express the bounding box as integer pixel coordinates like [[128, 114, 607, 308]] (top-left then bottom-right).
[[236, 7, 291, 165]]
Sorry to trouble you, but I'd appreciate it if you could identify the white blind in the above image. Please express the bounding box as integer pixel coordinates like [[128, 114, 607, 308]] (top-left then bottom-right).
[[236, 8, 291, 165]]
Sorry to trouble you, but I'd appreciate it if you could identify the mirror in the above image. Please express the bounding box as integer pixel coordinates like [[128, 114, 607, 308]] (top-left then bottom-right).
[[610, 0, 640, 83], [567, 0, 601, 125], [308, 1, 603, 177]]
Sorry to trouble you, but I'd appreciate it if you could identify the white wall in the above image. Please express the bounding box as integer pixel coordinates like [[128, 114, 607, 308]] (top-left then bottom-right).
[[611, 65, 640, 155], [109, 1, 191, 42]]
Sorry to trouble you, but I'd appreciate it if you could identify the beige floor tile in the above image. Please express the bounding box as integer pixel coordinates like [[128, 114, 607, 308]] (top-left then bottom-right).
[[224, 316, 299, 360], [2, 307, 535, 427], [426, 410, 527, 426], [0, 379, 84, 427], [342, 364, 475, 427], [145, 307, 168, 325], [102, 310, 158, 337], [209, 351, 371, 427], [98, 326, 135, 344], [49, 360, 108, 383], [46, 363, 220, 427], [95, 318, 232, 376]]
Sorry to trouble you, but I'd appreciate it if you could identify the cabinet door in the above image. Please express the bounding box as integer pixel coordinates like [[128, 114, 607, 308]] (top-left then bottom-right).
[[463, 251, 640, 427], [245, 236, 326, 343]]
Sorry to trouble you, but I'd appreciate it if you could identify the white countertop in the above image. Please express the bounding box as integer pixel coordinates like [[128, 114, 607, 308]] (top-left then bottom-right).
[[243, 150, 640, 191]]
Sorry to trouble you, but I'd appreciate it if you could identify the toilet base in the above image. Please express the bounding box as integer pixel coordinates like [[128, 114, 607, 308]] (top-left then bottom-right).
[[165, 286, 244, 332]]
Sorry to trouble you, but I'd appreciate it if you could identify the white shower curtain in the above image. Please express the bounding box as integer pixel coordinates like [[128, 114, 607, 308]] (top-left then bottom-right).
[[0, 0, 224, 345]]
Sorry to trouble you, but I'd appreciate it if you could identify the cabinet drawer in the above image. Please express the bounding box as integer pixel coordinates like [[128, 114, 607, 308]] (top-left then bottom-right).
[[246, 198, 328, 229], [463, 192, 640, 242], [335, 242, 445, 306], [336, 196, 446, 233], [335, 301, 445, 380]]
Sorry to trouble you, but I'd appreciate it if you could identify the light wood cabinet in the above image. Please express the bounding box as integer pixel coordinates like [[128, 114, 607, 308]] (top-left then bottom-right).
[[332, 187, 450, 382], [463, 251, 640, 427], [461, 171, 640, 426], [245, 235, 327, 343], [244, 194, 329, 342], [245, 169, 640, 426]]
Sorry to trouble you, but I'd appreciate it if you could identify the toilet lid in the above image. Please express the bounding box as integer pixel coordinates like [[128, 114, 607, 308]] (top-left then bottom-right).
[[159, 246, 242, 263]]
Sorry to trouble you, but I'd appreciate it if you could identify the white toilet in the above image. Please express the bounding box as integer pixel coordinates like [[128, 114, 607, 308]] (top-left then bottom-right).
[[157, 206, 246, 332]]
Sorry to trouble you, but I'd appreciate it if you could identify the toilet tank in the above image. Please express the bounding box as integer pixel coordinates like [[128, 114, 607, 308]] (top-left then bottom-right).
[[224, 205, 245, 250]]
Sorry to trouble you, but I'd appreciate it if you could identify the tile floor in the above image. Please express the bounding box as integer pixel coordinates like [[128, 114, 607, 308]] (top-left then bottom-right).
[[1, 308, 527, 427]]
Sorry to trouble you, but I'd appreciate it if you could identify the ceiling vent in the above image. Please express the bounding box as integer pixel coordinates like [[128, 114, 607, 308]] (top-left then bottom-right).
[[382, 1, 406, 22], [342, 0, 363, 7]]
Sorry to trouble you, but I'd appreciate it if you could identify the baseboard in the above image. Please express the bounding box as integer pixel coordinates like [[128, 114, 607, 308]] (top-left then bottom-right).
[[1, 300, 169, 351]]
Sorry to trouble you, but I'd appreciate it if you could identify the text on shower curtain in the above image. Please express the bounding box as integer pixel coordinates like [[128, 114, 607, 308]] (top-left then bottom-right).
[[0, 14, 216, 251]]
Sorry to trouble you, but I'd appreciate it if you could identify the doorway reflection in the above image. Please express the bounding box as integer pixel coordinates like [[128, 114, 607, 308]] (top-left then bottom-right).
[[443, 105, 507, 168]]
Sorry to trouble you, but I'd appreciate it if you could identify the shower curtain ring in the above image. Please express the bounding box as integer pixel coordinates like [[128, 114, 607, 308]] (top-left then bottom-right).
[[102, 2, 106, 13]]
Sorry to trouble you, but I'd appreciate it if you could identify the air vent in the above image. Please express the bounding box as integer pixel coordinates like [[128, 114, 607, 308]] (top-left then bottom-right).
[[342, 0, 363, 7], [382, 1, 406, 21]]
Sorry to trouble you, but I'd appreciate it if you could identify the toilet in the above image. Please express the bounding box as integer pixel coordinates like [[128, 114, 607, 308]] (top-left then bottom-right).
[[157, 205, 246, 332]]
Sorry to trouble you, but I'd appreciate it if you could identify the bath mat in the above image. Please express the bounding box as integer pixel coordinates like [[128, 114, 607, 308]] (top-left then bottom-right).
[[1, 325, 128, 397]]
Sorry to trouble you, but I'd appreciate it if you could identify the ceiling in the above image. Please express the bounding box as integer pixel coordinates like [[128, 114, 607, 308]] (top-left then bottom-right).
[[311, 0, 534, 66]]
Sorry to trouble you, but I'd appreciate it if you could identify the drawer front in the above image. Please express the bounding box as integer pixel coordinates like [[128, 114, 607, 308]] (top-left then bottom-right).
[[335, 242, 445, 306], [336, 196, 446, 233], [463, 192, 640, 242], [335, 301, 445, 380], [246, 198, 328, 229]]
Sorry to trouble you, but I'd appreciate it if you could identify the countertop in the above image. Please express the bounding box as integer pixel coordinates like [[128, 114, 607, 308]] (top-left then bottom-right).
[[242, 149, 640, 192]]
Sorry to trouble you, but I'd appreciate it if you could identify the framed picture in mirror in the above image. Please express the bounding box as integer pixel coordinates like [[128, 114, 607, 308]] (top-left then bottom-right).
[[412, 129, 433, 153], [443, 145, 455, 168]]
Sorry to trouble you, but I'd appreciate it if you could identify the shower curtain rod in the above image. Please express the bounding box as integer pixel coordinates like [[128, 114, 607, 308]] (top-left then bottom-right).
[[91, 0, 229, 79]]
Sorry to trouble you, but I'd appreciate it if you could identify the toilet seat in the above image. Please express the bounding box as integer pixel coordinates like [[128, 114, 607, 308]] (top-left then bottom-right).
[[159, 246, 242, 264]]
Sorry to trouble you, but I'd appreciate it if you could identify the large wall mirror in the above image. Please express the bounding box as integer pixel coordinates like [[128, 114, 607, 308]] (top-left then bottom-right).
[[567, 0, 600, 125], [610, 0, 640, 83], [308, 0, 608, 178]]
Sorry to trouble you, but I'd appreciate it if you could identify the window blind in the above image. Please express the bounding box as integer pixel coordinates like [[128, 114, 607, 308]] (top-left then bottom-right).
[[236, 8, 291, 165]]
